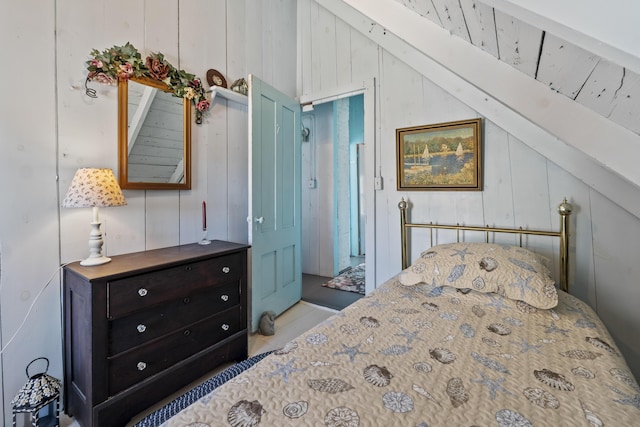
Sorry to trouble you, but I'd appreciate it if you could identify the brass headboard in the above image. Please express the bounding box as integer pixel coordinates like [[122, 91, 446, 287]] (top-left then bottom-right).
[[398, 199, 573, 292]]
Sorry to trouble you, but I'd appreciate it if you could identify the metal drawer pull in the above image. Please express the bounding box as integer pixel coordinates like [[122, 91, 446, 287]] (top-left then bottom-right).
[[183, 329, 191, 337], [138, 288, 148, 297], [185, 265, 192, 271], [221, 294, 229, 302], [222, 266, 230, 274], [137, 324, 147, 333], [221, 324, 230, 331], [137, 362, 147, 371], [183, 297, 191, 304]]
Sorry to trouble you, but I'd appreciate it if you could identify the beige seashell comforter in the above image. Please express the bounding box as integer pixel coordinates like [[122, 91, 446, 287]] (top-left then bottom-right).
[[163, 277, 639, 426]]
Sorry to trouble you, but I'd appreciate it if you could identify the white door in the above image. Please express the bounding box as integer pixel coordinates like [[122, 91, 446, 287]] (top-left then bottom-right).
[[248, 75, 302, 332]]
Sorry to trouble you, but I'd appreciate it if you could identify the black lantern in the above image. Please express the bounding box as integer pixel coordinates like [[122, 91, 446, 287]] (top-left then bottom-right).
[[11, 357, 61, 427]]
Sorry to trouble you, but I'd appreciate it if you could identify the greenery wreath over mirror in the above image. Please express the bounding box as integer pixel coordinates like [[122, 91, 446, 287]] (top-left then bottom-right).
[[85, 42, 210, 124]]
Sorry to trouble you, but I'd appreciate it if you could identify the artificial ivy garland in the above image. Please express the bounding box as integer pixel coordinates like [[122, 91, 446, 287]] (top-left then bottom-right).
[[85, 42, 210, 124]]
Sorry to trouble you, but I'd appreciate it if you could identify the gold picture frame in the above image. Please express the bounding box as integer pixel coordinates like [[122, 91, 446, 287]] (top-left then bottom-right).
[[396, 118, 482, 191]]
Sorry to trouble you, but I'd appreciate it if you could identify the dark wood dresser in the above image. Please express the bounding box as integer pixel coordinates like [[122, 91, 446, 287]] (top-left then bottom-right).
[[63, 241, 249, 427]]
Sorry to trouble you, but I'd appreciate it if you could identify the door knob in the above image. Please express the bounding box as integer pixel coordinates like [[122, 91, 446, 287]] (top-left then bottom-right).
[[255, 216, 264, 224]]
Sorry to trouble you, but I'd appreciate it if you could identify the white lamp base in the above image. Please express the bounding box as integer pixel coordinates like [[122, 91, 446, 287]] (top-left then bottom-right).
[[82, 215, 111, 266], [81, 255, 112, 266]]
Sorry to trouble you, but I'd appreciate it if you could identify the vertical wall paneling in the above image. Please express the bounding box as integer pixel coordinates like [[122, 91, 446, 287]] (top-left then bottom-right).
[[480, 121, 515, 241], [142, 0, 182, 250], [545, 163, 595, 308], [590, 191, 640, 378], [0, 0, 59, 419], [298, 0, 314, 97], [318, 103, 337, 276], [507, 135, 554, 263], [308, 2, 323, 94], [273, 1, 298, 97], [245, 1, 263, 82], [334, 98, 351, 274], [301, 112, 319, 274], [349, 29, 378, 84], [186, 0, 229, 242], [318, 8, 339, 92], [335, 19, 353, 88], [226, 0, 250, 243], [260, 4, 276, 88], [58, 0, 146, 260]]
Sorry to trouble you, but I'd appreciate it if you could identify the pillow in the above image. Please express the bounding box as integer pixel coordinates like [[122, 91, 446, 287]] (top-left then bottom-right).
[[398, 242, 558, 309]]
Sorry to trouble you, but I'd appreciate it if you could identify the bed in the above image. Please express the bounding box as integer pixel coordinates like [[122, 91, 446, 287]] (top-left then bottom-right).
[[139, 199, 639, 426]]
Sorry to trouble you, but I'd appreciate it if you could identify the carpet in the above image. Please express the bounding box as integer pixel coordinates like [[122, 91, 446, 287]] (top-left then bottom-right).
[[322, 263, 365, 294], [302, 274, 363, 311]]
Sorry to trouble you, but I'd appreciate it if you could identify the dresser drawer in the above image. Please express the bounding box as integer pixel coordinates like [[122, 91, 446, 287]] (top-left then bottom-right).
[[108, 306, 242, 396], [108, 253, 243, 319], [109, 282, 240, 356]]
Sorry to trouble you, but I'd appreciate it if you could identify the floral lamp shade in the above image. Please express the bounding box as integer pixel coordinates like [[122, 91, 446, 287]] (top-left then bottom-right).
[[62, 168, 126, 208], [11, 357, 61, 427]]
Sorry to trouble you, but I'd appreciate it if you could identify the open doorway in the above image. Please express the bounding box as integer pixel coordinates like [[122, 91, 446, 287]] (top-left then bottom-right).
[[334, 94, 365, 274], [300, 94, 366, 310], [301, 94, 365, 276]]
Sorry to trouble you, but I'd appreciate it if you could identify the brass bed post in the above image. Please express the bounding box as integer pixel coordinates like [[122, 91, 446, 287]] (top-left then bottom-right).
[[558, 198, 573, 293], [399, 199, 408, 269]]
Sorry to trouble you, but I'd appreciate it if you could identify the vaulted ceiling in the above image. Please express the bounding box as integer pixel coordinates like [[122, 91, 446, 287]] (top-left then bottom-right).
[[316, 0, 640, 218], [394, 0, 640, 135]]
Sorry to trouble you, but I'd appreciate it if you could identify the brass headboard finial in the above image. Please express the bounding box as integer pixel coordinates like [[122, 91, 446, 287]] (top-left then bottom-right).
[[558, 198, 573, 216], [558, 197, 573, 293]]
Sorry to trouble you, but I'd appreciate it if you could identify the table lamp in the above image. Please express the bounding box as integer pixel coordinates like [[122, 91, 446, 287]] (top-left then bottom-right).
[[62, 168, 127, 266]]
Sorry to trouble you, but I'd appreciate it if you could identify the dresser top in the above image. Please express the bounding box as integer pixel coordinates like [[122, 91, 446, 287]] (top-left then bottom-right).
[[64, 240, 250, 281]]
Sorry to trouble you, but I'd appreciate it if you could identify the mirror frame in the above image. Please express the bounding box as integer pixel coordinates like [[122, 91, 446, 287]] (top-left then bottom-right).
[[118, 76, 192, 190]]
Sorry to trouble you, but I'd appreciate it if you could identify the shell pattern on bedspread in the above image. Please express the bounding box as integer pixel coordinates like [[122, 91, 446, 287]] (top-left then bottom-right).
[[363, 364, 393, 386], [162, 276, 639, 427], [227, 400, 265, 427]]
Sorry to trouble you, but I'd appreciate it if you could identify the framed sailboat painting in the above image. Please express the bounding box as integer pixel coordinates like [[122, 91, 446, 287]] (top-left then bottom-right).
[[396, 118, 483, 191]]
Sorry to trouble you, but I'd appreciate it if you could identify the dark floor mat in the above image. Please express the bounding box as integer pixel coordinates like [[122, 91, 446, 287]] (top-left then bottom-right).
[[301, 273, 363, 310]]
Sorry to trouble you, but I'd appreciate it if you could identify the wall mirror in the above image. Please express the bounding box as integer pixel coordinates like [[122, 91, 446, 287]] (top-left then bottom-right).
[[118, 76, 191, 190]]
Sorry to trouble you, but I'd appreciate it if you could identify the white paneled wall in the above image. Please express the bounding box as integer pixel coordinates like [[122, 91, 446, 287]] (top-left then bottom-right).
[[301, 103, 335, 277], [0, 0, 296, 423], [299, 0, 640, 380]]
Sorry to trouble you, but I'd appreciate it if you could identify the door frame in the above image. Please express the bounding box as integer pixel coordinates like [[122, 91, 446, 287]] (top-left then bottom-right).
[[299, 79, 376, 294]]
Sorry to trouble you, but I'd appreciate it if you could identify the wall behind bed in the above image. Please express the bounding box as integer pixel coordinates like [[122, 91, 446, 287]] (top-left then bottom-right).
[[298, 0, 640, 381]]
